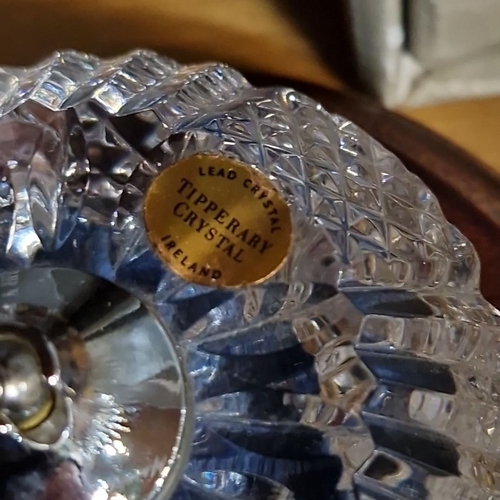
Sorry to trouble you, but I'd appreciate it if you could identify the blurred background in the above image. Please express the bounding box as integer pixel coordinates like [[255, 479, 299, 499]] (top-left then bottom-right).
[[2, 0, 500, 178], [1, 0, 499, 206]]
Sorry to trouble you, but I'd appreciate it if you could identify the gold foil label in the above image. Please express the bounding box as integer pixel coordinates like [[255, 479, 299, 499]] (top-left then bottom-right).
[[144, 154, 292, 288]]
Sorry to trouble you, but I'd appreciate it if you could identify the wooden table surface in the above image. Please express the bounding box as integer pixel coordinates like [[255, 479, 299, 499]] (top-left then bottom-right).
[[0, 0, 343, 88], [403, 97, 500, 180]]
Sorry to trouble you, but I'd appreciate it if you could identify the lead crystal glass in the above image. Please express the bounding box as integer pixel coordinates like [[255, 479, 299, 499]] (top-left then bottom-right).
[[0, 51, 498, 500]]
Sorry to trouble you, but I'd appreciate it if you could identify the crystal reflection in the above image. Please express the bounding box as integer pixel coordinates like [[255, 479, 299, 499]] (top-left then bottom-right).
[[0, 267, 190, 500]]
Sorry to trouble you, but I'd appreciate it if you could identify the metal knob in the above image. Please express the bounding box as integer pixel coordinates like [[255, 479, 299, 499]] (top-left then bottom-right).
[[0, 333, 53, 431]]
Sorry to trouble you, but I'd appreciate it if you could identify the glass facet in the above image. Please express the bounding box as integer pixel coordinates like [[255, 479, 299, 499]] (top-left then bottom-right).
[[0, 50, 497, 500]]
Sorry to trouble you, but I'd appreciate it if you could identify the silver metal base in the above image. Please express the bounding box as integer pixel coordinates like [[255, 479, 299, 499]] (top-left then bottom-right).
[[0, 267, 191, 500]]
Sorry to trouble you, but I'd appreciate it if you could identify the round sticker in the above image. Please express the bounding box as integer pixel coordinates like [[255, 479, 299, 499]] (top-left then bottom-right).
[[144, 154, 292, 288]]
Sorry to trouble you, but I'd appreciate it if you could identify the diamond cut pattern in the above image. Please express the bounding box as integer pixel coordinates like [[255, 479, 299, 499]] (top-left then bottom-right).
[[0, 51, 499, 500], [169, 86, 463, 291]]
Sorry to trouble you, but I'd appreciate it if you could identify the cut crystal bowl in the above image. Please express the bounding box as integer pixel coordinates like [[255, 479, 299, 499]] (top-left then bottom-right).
[[0, 51, 498, 500]]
